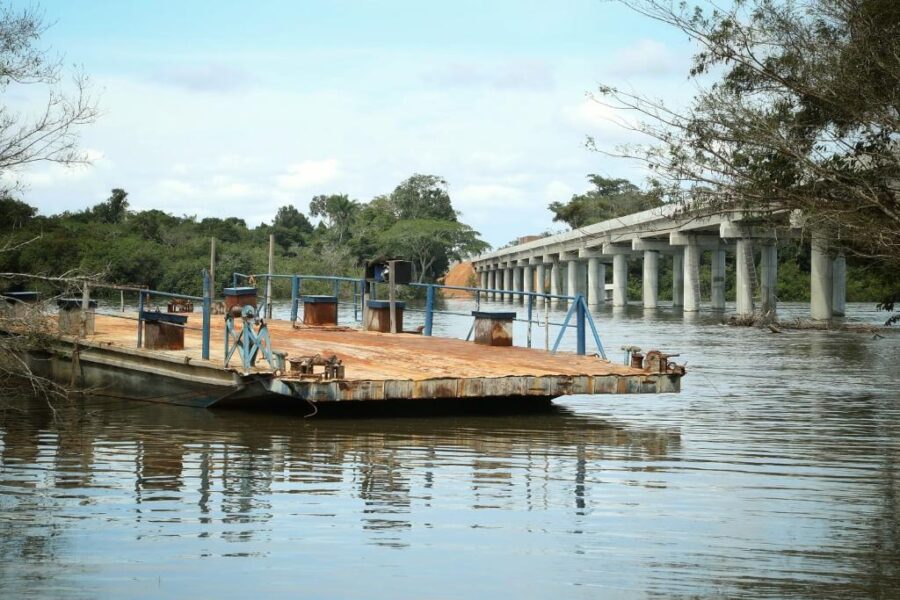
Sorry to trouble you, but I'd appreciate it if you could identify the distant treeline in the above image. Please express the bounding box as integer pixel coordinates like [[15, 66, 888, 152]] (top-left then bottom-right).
[[0, 174, 489, 297]]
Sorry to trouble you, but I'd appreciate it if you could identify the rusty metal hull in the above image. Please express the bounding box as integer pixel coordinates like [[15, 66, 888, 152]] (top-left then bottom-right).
[[11, 313, 683, 411]]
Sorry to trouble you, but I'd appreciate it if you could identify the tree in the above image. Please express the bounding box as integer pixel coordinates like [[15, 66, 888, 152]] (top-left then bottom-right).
[[0, 5, 98, 190], [308, 194, 358, 243], [377, 219, 489, 282], [0, 197, 36, 231], [548, 175, 662, 229], [91, 188, 129, 224], [271, 205, 314, 251], [273, 205, 314, 233], [594, 0, 900, 268], [389, 174, 458, 221]]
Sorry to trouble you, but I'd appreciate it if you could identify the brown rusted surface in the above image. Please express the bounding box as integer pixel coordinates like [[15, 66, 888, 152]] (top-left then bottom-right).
[[144, 321, 185, 350], [303, 302, 338, 326], [365, 306, 403, 333], [473, 316, 513, 347], [167, 299, 194, 313], [224, 291, 257, 312], [80, 313, 655, 379], [45, 313, 683, 402]]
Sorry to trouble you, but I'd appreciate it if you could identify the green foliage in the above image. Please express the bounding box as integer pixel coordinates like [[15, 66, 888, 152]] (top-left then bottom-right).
[[377, 219, 488, 282], [600, 0, 900, 267], [548, 175, 662, 229], [90, 188, 129, 224], [4, 174, 490, 294], [308, 194, 358, 243], [390, 174, 457, 221], [0, 197, 36, 231]]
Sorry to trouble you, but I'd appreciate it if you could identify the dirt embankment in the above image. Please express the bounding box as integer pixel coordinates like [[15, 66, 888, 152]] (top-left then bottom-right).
[[439, 262, 477, 298]]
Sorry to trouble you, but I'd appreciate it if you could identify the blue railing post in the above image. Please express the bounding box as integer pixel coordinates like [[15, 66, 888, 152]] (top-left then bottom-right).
[[424, 284, 435, 336], [526, 293, 534, 348], [136, 290, 144, 348], [232, 272, 238, 288], [575, 294, 586, 355], [290, 275, 299, 323], [356, 279, 364, 321], [202, 269, 211, 360], [332, 279, 340, 299]]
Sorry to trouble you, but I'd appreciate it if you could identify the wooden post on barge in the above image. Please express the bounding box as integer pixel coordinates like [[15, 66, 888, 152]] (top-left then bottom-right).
[[80, 282, 90, 337], [209, 237, 216, 300], [389, 275, 397, 334], [202, 269, 211, 360], [266, 234, 275, 319]]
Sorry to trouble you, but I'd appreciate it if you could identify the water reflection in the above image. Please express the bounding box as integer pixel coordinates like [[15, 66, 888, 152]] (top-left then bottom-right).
[[0, 302, 898, 598]]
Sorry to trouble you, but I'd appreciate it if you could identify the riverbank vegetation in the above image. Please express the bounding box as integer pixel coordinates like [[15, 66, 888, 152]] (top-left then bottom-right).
[[0, 176, 489, 298]]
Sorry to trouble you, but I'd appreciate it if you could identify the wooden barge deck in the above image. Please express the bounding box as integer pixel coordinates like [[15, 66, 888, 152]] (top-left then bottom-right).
[[24, 312, 683, 410]]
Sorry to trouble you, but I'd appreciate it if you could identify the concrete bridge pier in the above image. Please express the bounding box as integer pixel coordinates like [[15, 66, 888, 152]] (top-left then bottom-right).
[[479, 267, 488, 292], [642, 250, 659, 309], [710, 248, 726, 310], [490, 265, 500, 301], [832, 253, 846, 317], [488, 269, 497, 301], [603, 244, 631, 307], [672, 252, 684, 308], [759, 240, 778, 315], [682, 240, 702, 312], [565, 254, 579, 305], [587, 257, 604, 307], [521, 260, 533, 304], [505, 265, 514, 303], [810, 235, 834, 319], [535, 262, 546, 307], [613, 255, 628, 306], [513, 264, 523, 304], [735, 239, 755, 316], [549, 258, 561, 307]]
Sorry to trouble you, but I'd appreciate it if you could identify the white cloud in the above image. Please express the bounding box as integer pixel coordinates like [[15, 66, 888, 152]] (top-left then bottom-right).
[[544, 180, 574, 203], [156, 178, 199, 199], [455, 183, 526, 208], [608, 39, 683, 78], [422, 60, 555, 91], [276, 159, 340, 190], [149, 63, 258, 93]]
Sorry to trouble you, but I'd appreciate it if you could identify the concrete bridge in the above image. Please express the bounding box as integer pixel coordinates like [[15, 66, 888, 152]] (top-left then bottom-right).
[[471, 205, 845, 319]]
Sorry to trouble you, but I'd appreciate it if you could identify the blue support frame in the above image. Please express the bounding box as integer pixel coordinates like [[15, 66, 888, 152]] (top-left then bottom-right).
[[290, 275, 300, 323], [202, 269, 211, 360], [550, 294, 606, 359], [424, 285, 435, 336]]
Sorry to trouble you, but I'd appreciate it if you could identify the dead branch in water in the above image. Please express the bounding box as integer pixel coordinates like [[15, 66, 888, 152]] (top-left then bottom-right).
[[0, 270, 105, 414], [728, 313, 891, 334]]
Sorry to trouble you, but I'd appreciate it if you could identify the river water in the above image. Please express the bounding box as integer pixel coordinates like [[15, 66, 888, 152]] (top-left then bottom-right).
[[1, 300, 898, 599]]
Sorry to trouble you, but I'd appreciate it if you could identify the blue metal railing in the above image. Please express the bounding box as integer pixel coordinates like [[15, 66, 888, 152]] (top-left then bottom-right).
[[133, 270, 211, 360], [235, 272, 606, 358], [410, 282, 606, 358], [233, 273, 366, 322]]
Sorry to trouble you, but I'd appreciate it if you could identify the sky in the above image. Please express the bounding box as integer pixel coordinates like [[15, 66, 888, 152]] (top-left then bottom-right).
[[4, 0, 699, 248]]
